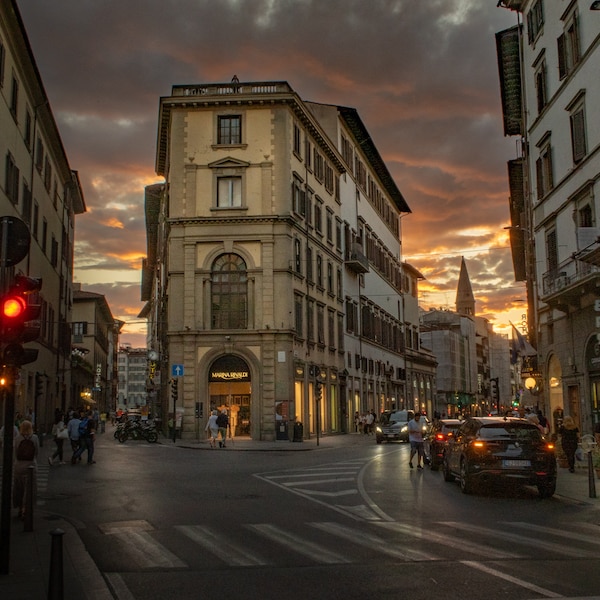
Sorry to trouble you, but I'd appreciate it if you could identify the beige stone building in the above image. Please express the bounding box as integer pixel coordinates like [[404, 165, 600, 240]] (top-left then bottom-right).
[[142, 80, 436, 441]]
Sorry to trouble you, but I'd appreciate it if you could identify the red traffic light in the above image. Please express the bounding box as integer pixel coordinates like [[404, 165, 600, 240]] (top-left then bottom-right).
[[1, 295, 27, 319]]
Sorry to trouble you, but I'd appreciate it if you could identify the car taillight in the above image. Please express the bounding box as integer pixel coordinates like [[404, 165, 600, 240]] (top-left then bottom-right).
[[435, 433, 446, 441], [545, 442, 554, 451]]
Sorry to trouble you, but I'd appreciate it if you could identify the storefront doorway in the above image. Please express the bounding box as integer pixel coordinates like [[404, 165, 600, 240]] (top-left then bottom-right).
[[209, 355, 252, 437]]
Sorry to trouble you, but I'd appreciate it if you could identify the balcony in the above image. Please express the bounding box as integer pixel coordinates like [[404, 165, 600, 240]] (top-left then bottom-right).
[[345, 243, 369, 274], [541, 255, 600, 311]]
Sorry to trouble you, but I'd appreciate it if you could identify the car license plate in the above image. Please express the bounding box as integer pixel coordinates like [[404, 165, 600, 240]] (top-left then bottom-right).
[[502, 459, 531, 468]]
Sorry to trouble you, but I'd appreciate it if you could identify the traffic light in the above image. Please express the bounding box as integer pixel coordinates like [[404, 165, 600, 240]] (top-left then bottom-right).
[[315, 379, 322, 401], [490, 377, 499, 403], [0, 275, 42, 366], [171, 378, 179, 402], [35, 372, 44, 397]]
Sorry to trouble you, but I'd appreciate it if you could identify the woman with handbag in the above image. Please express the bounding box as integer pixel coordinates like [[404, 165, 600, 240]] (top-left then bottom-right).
[[559, 415, 579, 473], [49, 413, 68, 465]]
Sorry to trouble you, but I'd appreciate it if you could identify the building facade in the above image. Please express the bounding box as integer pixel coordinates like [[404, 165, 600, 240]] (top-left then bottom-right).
[[420, 258, 510, 417], [497, 1, 600, 434], [142, 80, 436, 440], [71, 284, 120, 416], [0, 1, 86, 434], [116, 346, 150, 412]]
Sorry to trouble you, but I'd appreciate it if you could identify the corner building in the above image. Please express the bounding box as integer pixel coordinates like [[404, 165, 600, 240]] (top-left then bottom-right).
[[146, 80, 435, 440]]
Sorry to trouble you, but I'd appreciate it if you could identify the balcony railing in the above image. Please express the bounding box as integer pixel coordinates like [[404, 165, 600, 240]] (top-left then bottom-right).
[[172, 82, 290, 98], [345, 243, 369, 274], [541, 255, 599, 298]]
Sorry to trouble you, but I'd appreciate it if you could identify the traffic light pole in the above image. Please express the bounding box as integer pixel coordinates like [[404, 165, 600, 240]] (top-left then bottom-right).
[[0, 373, 16, 574]]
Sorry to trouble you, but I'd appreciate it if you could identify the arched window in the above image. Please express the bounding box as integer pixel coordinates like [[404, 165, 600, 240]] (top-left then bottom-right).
[[211, 254, 248, 329]]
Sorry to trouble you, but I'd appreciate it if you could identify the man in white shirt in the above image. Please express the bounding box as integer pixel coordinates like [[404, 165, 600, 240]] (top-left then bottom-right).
[[408, 413, 425, 470]]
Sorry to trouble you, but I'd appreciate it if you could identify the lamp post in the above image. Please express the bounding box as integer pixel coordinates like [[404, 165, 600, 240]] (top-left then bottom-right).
[[524, 376, 538, 409]]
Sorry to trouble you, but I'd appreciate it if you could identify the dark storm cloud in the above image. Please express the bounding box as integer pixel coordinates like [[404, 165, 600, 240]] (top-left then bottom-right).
[[16, 0, 520, 341]]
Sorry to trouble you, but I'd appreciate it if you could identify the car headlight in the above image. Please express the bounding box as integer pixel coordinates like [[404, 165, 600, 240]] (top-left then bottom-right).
[[376, 426, 382, 433], [401, 425, 408, 433]]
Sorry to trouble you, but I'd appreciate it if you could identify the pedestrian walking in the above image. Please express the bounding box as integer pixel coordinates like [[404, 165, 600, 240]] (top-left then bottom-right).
[[559, 415, 579, 473], [205, 410, 219, 448], [67, 410, 82, 459], [216, 409, 229, 448], [13, 420, 39, 520], [49, 414, 68, 465], [408, 412, 425, 470], [365, 410, 375, 435], [72, 410, 97, 464]]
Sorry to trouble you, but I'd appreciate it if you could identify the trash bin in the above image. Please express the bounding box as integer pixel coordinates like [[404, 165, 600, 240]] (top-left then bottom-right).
[[293, 422, 303, 442], [276, 421, 288, 441]]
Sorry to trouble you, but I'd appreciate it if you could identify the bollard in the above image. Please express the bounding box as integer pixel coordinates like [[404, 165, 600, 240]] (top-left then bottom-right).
[[588, 451, 597, 499], [48, 528, 65, 600], [24, 465, 35, 532]]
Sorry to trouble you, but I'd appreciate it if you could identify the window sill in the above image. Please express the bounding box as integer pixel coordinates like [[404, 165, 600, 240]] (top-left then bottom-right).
[[212, 144, 248, 151], [211, 206, 248, 213]]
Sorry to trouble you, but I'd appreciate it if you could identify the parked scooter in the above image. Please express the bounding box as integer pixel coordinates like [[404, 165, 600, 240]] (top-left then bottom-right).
[[116, 419, 158, 443]]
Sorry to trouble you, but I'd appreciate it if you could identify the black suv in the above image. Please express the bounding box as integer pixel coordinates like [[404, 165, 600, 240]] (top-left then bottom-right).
[[443, 416, 556, 498]]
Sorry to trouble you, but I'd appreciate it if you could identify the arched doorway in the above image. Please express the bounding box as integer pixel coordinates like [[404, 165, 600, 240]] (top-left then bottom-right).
[[208, 355, 252, 437]]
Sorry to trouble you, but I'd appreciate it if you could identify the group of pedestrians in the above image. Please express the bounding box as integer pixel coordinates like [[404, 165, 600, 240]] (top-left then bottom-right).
[[205, 409, 230, 448], [48, 408, 98, 466], [354, 410, 377, 434], [2, 408, 97, 520]]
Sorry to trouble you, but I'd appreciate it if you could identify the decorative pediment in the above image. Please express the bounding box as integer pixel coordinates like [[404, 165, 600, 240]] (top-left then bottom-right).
[[208, 157, 250, 169]]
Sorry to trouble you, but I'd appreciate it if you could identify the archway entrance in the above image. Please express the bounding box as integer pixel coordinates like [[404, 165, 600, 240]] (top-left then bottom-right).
[[209, 355, 252, 437]]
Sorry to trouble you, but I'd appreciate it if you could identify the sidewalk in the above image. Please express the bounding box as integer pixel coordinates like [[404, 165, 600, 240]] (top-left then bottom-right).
[[0, 432, 598, 600]]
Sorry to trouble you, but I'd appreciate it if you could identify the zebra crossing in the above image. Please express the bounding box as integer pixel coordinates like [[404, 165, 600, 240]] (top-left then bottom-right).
[[0, 463, 50, 507], [95, 517, 600, 571]]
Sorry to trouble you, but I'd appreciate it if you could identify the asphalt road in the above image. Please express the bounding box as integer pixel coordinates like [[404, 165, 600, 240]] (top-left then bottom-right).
[[42, 432, 600, 600]]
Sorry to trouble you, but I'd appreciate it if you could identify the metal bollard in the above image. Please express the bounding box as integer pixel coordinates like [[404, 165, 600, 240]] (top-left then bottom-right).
[[24, 465, 35, 532], [48, 528, 65, 600], [588, 451, 597, 498]]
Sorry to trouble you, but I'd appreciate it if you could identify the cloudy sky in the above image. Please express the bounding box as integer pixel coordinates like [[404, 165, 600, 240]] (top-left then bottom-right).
[[16, 0, 523, 346]]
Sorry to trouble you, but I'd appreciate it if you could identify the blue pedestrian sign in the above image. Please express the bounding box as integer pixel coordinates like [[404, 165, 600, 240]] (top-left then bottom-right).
[[171, 364, 184, 377]]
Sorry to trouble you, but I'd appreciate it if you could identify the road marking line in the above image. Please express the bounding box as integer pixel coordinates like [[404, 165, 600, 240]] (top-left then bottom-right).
[[266, 471, 358, 479], [509, 521, 600, 545], [376, 522, 520, 559], [248, 523, 351, 564], [282, 477, 355, 487], [442, 521, 596, 558], [298, 489, 358, 497], [110, 531, 187, 569], [175, 525, 269, 566], [461, 561, 563, 598], [311, 522, 438, 561]]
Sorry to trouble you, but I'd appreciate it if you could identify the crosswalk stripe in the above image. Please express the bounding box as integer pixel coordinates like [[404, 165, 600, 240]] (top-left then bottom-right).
[[175, 525, 270, 566], [109, 530, 187, 569], [247, 523, 352, 564], [375, 522, 520, 559], [509, 521, 600, 546], [311, 522, 438, 561], [441, 521, 597, 558]]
